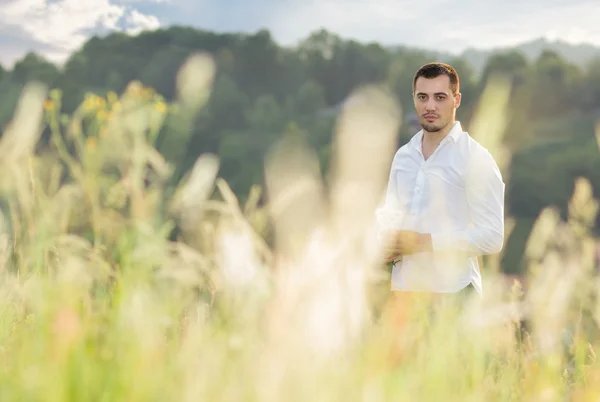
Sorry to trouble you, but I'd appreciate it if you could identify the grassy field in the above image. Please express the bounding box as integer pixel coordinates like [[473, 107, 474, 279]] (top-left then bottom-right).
[[0, 54, 599, 401]]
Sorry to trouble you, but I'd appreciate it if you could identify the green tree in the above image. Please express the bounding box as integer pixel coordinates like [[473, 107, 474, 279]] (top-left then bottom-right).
[[582, 56, 600, 111], [479, 50, 531, 150], [530, 50, 582, 117], [288, 80, 327, 116], [386, 50, 431, 110], [12, 52, 60, 86], [139, 45, 191, 99]]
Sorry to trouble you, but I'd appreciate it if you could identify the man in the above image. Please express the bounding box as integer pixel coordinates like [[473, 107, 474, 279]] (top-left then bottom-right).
[[380, 62, 505, 298]]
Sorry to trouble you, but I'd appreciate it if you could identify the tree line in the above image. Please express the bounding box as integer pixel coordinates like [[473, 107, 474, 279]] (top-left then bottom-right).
[[1, 26, 600, 275]]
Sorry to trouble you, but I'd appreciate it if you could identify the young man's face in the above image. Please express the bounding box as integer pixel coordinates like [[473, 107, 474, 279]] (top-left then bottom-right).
[[413, 75, 461, 133]]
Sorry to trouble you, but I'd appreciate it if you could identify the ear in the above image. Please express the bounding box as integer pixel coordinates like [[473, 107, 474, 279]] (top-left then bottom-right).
[[454, 92, 462, 109]]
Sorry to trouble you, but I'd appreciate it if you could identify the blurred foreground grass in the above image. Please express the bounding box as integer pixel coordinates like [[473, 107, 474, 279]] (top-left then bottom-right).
[[0, 53, 599, 401]]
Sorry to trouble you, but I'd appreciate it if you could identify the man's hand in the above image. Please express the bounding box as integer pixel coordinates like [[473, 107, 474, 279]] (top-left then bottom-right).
[[380, 230, 432, 262]]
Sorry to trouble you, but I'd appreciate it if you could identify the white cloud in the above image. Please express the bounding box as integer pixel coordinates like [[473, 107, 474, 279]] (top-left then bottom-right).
[[0, 0, 124, 50], [125, 9, 160, 35], [0, 0, 161, 65]]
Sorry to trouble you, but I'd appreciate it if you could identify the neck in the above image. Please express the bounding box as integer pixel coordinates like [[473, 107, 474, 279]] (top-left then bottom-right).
[[423, 120, 455, 147]]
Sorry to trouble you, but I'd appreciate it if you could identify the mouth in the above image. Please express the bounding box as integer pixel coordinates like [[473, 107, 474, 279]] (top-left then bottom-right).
[[423, 114, 438, 122]]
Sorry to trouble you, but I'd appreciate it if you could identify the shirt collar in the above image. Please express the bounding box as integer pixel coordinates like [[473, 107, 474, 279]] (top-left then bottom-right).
[[447, 121, 464, 142], [409, 121, 464, 150]]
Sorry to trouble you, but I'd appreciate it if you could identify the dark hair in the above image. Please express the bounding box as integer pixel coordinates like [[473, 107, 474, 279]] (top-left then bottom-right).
[[412, 62, 460, 95]]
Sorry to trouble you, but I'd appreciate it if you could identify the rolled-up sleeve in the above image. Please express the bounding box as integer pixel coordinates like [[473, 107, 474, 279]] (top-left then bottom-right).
[[430, 149, 505, 255]]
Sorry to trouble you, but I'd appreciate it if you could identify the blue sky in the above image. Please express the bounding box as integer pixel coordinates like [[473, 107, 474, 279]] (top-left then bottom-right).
[[0, 0, 599, 67]]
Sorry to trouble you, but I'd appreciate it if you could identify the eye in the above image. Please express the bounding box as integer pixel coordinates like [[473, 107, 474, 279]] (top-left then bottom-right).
[[436, 95, 446, 101]]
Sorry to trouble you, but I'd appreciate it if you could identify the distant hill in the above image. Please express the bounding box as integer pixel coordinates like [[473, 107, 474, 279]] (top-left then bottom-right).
[[459, 37, 600, 74], [386, 37, 600, 76]]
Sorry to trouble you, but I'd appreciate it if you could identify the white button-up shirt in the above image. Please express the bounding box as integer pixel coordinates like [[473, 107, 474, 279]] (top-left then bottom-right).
[[382, 121, 505, 294]]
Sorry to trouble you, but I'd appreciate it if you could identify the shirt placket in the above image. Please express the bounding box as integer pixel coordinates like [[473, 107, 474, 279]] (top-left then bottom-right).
[[409, 138, 451, 218]]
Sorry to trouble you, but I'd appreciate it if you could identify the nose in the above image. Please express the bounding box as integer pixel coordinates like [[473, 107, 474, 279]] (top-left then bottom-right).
[[425, 98, 437, 111]]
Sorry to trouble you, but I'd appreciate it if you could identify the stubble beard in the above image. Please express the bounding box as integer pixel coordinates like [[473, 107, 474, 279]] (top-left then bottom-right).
[[420, 122, 441, 132], [420, 117, 451, 134]]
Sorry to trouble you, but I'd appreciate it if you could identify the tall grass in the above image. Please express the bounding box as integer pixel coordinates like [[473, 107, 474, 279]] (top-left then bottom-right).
[[0, 53, 598, 401]]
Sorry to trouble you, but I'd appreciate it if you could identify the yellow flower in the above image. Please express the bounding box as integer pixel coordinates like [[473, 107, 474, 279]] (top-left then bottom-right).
[[84, 95, 98, 112], [86, 137, 97, 152], [112, 101, 121, 113], [44, 99, 54, 111], [96, 97, 106, 109], [107, 91, 118, 104], [126, 81, 143, 97], [142, 88, 154, 99], [154, 101, 167, 113], [97, 110, 106, 121]]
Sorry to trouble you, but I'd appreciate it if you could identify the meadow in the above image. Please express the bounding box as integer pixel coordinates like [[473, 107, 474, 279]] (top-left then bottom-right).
[[0, 52, 599, 401]]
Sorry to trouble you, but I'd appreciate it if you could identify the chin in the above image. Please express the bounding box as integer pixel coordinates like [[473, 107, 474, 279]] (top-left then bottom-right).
[[420, 123, 442, 132]]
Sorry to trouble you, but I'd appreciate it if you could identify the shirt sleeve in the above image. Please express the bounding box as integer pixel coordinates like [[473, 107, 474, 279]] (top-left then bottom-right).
[[430, 149, 505, 255]]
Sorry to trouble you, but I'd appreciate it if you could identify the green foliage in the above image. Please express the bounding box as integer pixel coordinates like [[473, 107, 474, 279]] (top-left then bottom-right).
[[509, 135, 600, 219], [2, 27, 600, 278], [12, 52, 60, 86]]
